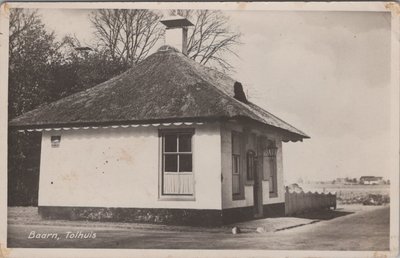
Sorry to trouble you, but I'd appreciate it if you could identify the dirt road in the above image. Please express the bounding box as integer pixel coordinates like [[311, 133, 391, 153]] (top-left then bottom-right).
[[7, 205, 389, 250], [273, 205, 390, 250]]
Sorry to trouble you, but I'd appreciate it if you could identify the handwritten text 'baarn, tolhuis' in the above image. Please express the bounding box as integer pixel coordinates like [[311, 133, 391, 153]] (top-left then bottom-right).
[[28, 231, 97, 240]]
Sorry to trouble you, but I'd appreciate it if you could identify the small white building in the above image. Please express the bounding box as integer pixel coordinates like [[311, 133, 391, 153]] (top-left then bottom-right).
[[359, 176, 384, 185], [10, 17, 309, 226]]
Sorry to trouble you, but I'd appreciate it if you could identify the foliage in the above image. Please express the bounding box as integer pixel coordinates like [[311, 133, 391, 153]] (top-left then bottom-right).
[[54, 35, 131, 98], [9, 9, 62, 118], [8, 131, 41, 206], [8, 9, 62, 206]]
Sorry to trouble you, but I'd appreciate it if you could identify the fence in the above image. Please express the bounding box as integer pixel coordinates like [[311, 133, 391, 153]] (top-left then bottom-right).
[[285, 187, 336, 216]]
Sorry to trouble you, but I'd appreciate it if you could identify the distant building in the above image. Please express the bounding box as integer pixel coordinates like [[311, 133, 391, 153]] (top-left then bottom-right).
[[359, 176, 384, 185], [333, 177, 357, 184]]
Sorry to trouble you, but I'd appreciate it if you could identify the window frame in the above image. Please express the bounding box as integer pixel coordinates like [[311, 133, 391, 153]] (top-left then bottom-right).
[[246, 150, 256, 181], [268, 141, 278, 198], [163, 134, 193, 173], [159, 128, 195, 201], [232, 130, 245, 200], [232, 153, 241, 195]]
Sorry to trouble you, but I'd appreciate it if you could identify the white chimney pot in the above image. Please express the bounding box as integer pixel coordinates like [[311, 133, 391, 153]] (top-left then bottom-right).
[[161, 16, 193, 55]]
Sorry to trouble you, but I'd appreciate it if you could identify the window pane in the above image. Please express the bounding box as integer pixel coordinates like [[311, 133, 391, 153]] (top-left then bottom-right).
[[164, 134, 177, 152], [269, 157, 277, 193], [232, 175, 240, 194], [269, 177, 274, 192], [164, 154, 178, 172], [232, 155, 240, 174], [179, 134, 192, 152], [179, 154, 192, 172], [247, 154, 254, 180], [163, 174, 180, 194]]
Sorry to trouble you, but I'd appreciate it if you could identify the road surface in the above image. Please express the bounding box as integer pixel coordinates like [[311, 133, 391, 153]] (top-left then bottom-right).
[[7, 205, 389, 250]]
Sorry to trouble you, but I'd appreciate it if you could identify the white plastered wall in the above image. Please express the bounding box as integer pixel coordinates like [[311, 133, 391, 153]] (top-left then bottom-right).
[[38, 123, 222, 210], [221, 122, 285, 209]]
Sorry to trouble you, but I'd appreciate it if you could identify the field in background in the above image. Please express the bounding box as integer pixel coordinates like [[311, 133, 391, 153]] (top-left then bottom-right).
[[299, 183, 390, 204]]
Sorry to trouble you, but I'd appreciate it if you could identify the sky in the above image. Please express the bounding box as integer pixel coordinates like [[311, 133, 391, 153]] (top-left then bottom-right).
[[37, 8, 392, 184]]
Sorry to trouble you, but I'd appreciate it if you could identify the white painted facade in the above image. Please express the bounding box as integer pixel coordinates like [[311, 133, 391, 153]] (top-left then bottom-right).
[[220, 122, 285, 209], [38, 121, 285, 211], [38, 123, 222, 210]]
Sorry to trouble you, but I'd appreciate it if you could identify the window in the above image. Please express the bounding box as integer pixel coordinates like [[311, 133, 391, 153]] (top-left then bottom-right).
[[246, 151, 256, 181], [269, 156, 277, 195], [51, 135, 61, 148], [267, 141, 278, 197], [161, 130, 194, 196], [232, 154, 240, 195], [232, 131, 243, 198]]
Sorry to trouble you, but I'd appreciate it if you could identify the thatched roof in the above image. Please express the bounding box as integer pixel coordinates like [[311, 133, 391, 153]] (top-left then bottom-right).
[[9, 45, 308, 140]]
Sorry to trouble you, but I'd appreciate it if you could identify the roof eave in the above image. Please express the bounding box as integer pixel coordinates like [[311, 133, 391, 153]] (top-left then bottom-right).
[[231, 116, 309, 142], [9, 116, 309, 141], [8, 116, 231, 131]]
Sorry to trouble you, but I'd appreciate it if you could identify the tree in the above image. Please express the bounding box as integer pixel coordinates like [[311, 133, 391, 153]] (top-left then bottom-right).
[[170, 9, 241, 71], [8, 9, 63, 206], [53, 35, 131, 98], [89, 9, 241, 71], [9, 9, 62, 118], [89, 9, 163, 65]]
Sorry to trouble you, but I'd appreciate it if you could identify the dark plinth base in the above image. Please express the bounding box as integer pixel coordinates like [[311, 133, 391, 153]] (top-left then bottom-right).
[[221, 202, 286, 224], [38, 202, 285, 226], [38, 206, 223, 227]]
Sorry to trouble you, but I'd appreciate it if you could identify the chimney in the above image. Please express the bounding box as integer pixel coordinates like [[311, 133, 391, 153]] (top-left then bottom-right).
[[233, 82, 248, 103], [160, 16, 194, 55]]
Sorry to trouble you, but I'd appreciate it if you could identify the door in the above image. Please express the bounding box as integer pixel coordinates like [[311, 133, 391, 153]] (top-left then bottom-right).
[[253, 156, 263, 218]]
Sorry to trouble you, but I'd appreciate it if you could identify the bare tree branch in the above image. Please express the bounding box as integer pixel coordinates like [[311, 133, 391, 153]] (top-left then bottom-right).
[[89, 9, 163, 65], [171, 9, 241, 72]]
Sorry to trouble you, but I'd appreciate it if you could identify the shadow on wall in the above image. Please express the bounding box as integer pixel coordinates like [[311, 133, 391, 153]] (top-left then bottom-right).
[[291, 209, 354, 221]]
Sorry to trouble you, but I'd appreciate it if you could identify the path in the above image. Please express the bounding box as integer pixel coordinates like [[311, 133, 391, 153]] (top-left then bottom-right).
[[7, 205, 389, 250]]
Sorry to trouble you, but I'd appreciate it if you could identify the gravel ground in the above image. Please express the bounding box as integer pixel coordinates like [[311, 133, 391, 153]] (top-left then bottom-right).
[[7, 206, 317, 233], [7, 205, 390, 250]]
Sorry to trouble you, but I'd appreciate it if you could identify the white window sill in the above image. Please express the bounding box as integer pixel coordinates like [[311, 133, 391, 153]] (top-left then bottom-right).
[[159, 195, 196, 201], [269, 193, 278, 198]]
